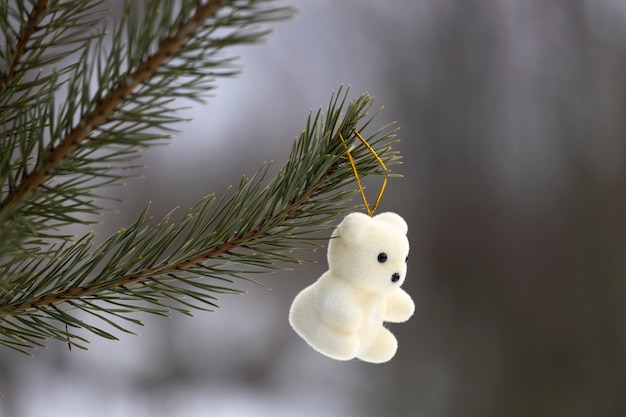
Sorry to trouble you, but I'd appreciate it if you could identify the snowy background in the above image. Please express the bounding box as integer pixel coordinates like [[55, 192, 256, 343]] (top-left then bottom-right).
[[2, 0, 626, 416]]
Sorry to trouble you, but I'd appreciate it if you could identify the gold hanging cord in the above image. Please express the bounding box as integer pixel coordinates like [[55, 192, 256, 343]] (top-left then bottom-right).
[[339, 127, 388, 217]]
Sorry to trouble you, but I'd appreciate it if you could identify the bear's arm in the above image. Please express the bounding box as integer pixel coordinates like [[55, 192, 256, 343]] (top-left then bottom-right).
[[317, 286, 363, 333], [384, 288, 415, 323]]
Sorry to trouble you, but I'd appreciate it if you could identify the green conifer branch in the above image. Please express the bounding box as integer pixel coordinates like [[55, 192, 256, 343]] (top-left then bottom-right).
[[0, 0, 49, 88], [0, 89, 401, 353], [0, 1, 223, 210], [0, 0, 107, 98], [0, 0, 295, 255]]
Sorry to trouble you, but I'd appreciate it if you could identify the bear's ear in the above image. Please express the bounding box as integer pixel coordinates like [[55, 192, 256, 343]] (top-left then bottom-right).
[[335, 212, 371, 242], [373, 212, 408, 235]]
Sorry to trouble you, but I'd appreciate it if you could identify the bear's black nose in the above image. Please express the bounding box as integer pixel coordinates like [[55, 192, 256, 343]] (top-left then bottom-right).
[[391, 273, 400, 283]]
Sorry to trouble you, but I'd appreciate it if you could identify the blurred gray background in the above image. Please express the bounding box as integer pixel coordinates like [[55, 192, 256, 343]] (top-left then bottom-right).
[[2, 0, 626, 416]]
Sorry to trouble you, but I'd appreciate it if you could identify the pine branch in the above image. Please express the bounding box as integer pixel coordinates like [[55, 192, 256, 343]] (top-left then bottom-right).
[[0, 0, 107, 100], [0, 1, 222, 210], [0, 0, 295, 254], [0, 88, 402, 353], [0, 0, 49, 88]]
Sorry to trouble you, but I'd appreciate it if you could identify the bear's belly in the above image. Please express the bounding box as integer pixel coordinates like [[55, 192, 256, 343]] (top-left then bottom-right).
[[368, 304, 383, 322], [356, 298, 386, 347]]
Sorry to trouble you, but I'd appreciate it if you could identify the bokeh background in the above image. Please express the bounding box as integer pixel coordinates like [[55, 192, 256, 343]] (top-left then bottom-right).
[[2, 0, 626, 416]]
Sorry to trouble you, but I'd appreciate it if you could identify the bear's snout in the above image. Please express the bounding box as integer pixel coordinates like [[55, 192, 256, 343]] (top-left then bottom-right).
[[391, 273, 400, 283]]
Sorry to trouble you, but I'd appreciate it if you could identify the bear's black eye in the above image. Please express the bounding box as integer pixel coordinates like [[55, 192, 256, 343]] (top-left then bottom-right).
[[377, 252, 387, 263], [405, 256, 409, 263]]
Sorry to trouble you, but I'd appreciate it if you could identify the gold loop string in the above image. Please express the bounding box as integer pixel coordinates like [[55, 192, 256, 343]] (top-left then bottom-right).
[[339, 127, 388, 217]]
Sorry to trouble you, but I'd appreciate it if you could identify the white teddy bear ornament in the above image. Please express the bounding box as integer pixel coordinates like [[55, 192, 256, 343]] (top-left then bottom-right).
[[289, 211, 414, 363]]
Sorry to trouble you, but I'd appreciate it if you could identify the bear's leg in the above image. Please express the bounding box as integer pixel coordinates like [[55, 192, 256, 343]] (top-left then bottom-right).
[[310, 325, 360, 361], [357, 327, 398, 363], [289, 290, 360, 360]]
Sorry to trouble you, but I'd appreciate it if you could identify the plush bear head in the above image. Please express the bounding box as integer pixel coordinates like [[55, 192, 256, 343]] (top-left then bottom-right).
[[328, 212, 409, 293]]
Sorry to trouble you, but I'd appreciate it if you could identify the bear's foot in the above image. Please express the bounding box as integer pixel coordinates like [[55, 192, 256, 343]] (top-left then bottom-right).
[[357, 327, 398, 364], [307, 325, 360, 361]]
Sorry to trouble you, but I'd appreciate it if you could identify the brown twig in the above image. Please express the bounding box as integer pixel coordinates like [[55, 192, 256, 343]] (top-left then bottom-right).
[[0, 0, 225, 212], [0, 0, 49, 88]]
